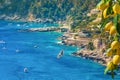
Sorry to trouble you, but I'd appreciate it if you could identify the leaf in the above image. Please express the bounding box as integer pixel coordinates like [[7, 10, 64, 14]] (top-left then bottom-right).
[[118, 0, 120, 4], [114, 65, 118, 71], [96, 1, 102, 8], [107, 6, 113, 15], [116, 23, 120, 35], [114, 34, 119, 41], [100, 18, 109, 29], [111, 70, 114, 79], [114, 14, 120, 35], [102, 0, 106, 3], [113, 14, 118, 26], [104, 67, 109, 74]]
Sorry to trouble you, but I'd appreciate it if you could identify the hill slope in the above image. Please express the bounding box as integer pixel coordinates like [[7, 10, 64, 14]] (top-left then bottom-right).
[[0, 0, 100, 21]]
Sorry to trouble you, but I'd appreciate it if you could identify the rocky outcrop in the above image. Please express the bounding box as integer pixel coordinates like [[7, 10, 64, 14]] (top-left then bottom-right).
[[28, 27, 60, 32], [18, 27, 69, 32], [0, 14, 54, 23], [93, 38, 106, 52], [71, 49, 110, 66], [58, 32, 91, 46], [58, 32, 109, 66], [18, 27, 60, 32]]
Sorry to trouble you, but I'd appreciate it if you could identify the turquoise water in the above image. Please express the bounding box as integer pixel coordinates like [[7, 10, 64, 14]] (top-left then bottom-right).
[[0, 20, 119, 80]]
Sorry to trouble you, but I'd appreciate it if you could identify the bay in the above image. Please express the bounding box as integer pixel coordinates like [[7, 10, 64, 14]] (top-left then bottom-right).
[[0, 20, 118, 80]]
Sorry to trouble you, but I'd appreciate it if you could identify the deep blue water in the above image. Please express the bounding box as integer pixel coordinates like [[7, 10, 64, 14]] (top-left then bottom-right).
[[0, 20, 119, 80]]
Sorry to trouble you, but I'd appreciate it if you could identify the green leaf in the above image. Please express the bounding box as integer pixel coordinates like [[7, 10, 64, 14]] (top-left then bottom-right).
[[118, 0, 120, 4], [114, 65, 118, 70], [113, 14, 118, 26], [111, 70, 114, 79], [116, 23, 120, 35], [100, 18, 109, 29], [96, 1, 102, 8], [104, 67, 109, 74], [102, 0, 105, 3], [114, 14, 120, 35], [107, 5, 113, 15], [114, 34, 119, 41]]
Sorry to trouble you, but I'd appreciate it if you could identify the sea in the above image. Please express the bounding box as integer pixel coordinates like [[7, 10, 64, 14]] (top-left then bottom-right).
[[0, 20, 119, 80]]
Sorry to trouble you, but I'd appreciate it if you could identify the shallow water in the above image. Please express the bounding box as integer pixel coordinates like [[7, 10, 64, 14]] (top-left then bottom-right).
[[0, 20, 119, 80]]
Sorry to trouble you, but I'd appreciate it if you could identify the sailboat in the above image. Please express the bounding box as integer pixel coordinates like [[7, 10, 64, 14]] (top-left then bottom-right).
[[57, 49, 64, 59]]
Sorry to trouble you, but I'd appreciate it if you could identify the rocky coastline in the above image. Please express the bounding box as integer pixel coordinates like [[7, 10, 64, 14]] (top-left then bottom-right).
[[18, 27, 61, 32], [58, 32, 109, 66], [0, 15, 109, 66], [22, 27, 109, 66], [71, 49, 110, 66], [0, 14, 55, 23], [0, 14, 70, 25]]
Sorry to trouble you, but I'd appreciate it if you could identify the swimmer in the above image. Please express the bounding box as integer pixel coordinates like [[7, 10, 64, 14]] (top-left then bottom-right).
[[57, 49, 64, 59], [24, 68, 28, 73]]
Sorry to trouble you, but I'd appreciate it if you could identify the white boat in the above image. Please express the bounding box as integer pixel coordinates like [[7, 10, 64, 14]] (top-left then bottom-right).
[[57, 49, 64, 59]]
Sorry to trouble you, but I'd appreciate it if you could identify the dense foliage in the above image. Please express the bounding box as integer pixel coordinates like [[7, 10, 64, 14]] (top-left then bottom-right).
[[0, 0, 99, 22], [97, 0, 120, 79]]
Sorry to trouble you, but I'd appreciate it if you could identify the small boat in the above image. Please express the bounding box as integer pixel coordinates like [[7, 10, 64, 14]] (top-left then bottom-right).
[[24, 68, 28, 73], [16, 49, 20, 53], [57, 49, 64, 59]]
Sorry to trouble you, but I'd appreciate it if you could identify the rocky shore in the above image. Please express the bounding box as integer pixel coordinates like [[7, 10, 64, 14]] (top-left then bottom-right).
[[0, 14, 55, 23], [58, 32, 109, 66], [18, 27, 60, 32], [71, 49, 110, 66], [57, 32, 91, 46], [21, 26, 109, 66], [0, 15, 109, 66]]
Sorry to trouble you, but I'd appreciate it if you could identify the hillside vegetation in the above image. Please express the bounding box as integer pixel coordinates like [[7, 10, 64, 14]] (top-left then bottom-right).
[[0, 0, 100, 28]]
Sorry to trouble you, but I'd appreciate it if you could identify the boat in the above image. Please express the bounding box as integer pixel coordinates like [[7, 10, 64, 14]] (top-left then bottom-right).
[[57, 49, 64, 59]]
